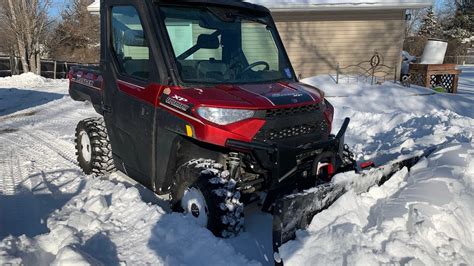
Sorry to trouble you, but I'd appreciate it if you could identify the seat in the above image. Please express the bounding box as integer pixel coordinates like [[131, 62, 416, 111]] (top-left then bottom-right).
[[123, 59, 149, 79]]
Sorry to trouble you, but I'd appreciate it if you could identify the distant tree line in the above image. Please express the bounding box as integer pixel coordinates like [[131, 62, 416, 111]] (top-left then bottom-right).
[[0, 0, 99, 75], [404, 0, 474, 61]]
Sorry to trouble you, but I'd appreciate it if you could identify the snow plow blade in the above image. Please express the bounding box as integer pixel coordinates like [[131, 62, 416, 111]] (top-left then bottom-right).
[[271, 147, 437, 265]]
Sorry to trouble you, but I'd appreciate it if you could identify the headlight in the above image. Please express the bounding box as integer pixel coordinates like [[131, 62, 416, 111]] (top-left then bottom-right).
[[196, 107, 255, 125]]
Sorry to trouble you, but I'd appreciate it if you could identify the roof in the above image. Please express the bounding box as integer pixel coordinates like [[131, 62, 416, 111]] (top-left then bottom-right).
[[87, 0, 99, 14], [87, 0, 432, 14], [250, 0, 433, 11], [87, 0, 270, 14]]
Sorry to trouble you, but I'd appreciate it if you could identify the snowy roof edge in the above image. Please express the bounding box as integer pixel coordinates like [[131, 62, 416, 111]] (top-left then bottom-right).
[[87, 0, 432, 14], [267, 4, 431, 12], [87, 0, 100, 14]]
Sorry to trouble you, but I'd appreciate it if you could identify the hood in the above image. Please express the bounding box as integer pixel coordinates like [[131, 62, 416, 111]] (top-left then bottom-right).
[[174, 82, 324, 109]]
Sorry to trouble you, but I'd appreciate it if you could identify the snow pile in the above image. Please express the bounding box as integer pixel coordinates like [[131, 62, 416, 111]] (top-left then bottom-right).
[[0, 176, 256, 265], [303, 75, 474, 118], [345, 109, 474, 164], [280, 143, 474, 265], [302, 75, 474, 165], [0, 73, 51, 88]]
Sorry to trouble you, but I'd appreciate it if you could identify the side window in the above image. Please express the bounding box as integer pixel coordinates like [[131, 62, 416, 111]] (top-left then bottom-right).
[[111, 6, 150, 80]]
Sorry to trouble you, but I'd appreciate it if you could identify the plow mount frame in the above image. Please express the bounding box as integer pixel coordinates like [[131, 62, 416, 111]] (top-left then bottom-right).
[[229, 118, 436, 265]]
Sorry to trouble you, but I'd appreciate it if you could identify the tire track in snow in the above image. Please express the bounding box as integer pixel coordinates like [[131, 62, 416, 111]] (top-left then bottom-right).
[[0, 129, 80, 239], [0, 131, 78, 169], [27, 130, 78, 166], [0, 143, 42, 239], [0, 149, 23, 195]]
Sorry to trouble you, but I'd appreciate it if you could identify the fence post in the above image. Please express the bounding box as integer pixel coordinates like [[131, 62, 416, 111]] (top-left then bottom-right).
[[54, 61, 57, 79], [336, 63, 340, 84], [14, 57, 19, 75], [9, 56, 13, 76]]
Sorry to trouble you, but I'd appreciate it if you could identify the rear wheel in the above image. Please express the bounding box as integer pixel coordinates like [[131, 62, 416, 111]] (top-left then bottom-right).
[[75, 117, 115, 175], [172, 159, 244, 238]]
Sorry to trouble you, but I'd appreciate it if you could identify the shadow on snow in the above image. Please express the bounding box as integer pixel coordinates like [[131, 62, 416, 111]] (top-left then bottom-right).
[[0, 88, 64, 116], [0, 169, 85, 240]]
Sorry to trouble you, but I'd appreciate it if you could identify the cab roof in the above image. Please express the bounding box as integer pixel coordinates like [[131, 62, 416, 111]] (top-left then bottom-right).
[[159, 0, 270, 13]]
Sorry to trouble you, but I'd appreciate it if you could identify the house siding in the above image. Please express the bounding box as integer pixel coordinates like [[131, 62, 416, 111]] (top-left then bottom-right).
[[272, 10, 406, 78]]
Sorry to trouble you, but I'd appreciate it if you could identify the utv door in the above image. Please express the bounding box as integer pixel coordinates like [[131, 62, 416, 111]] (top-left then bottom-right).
[[101, 2, 163, 187]]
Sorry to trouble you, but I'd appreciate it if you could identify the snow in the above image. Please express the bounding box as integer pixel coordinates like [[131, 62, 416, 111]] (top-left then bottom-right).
[[0, 67, 473, 265], [88, 0, 432, 13], [87, 0, 100, 14], [0, 73, 49, 88], [280, 143, 474, 265], [249, 0, 432, 10], [458, 65, 474, 95], [302, 72, 474, 165]]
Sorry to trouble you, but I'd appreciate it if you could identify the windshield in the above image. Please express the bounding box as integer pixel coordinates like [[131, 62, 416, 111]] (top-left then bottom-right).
[[160, 6, 295, 85]]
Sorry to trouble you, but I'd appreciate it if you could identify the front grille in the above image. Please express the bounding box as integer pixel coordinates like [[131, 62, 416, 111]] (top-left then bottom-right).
[[265, 104, 320, 118], [255, 121, 328, 141]]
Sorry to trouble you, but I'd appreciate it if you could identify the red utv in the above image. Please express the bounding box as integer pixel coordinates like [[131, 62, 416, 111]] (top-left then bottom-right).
[[69, 0, 360, 262]]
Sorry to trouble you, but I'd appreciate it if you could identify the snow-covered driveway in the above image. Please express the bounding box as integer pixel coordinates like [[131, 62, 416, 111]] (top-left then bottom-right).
[[0, 75, 257, 265], [0, 69, 473, 265]]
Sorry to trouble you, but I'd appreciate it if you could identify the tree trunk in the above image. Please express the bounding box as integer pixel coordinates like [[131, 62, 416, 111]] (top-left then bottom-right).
[[4, 0, 49, 75], [36, 51, 41, 75], [29, 54, 37, 74], [24, 0, 35, 74], [7, 0, 29, 73], [17, 41, 29, 73]]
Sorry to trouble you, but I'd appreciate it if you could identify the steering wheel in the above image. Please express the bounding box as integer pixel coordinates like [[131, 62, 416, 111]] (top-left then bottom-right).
[[238, 61, 270, 78]]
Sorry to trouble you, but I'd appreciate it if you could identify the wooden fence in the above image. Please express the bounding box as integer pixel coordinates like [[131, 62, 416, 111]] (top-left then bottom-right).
[[0, 56, 98, 79]]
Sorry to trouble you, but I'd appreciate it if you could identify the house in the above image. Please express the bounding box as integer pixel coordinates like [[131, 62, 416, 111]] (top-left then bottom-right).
[[252, 0, 432, 78], [87, 0, 99, 14], [88, 0, 432, 78]]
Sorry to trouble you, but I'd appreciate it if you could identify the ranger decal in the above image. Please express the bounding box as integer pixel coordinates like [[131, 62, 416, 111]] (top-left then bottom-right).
[[164, 96, 191, 112]]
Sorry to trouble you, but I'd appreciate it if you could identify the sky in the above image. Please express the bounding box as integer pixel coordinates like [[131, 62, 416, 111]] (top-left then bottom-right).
[[434, 0, 454, 12], [48, 0, 69, 18]]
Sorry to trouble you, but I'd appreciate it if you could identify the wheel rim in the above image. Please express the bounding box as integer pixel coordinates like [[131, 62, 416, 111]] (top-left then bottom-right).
[[79, 130, 92, 163], [181, 187, 209, 227]]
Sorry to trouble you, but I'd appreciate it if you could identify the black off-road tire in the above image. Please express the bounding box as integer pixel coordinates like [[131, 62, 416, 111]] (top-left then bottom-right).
[[172, 159, 244, 238], [75, 117, 115, 175]]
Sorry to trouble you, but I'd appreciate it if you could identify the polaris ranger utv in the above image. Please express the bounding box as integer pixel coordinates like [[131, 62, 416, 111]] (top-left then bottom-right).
[[69, 0, 429, 263]]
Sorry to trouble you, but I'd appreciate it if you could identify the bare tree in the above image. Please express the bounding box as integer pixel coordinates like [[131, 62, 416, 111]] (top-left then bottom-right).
[[48, 0, 100, 63], [0, 0, 50, 74]]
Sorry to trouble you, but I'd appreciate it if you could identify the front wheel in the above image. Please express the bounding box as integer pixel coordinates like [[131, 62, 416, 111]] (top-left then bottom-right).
[[172, 159, 244, 238], [75, 117, 115, 175]]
